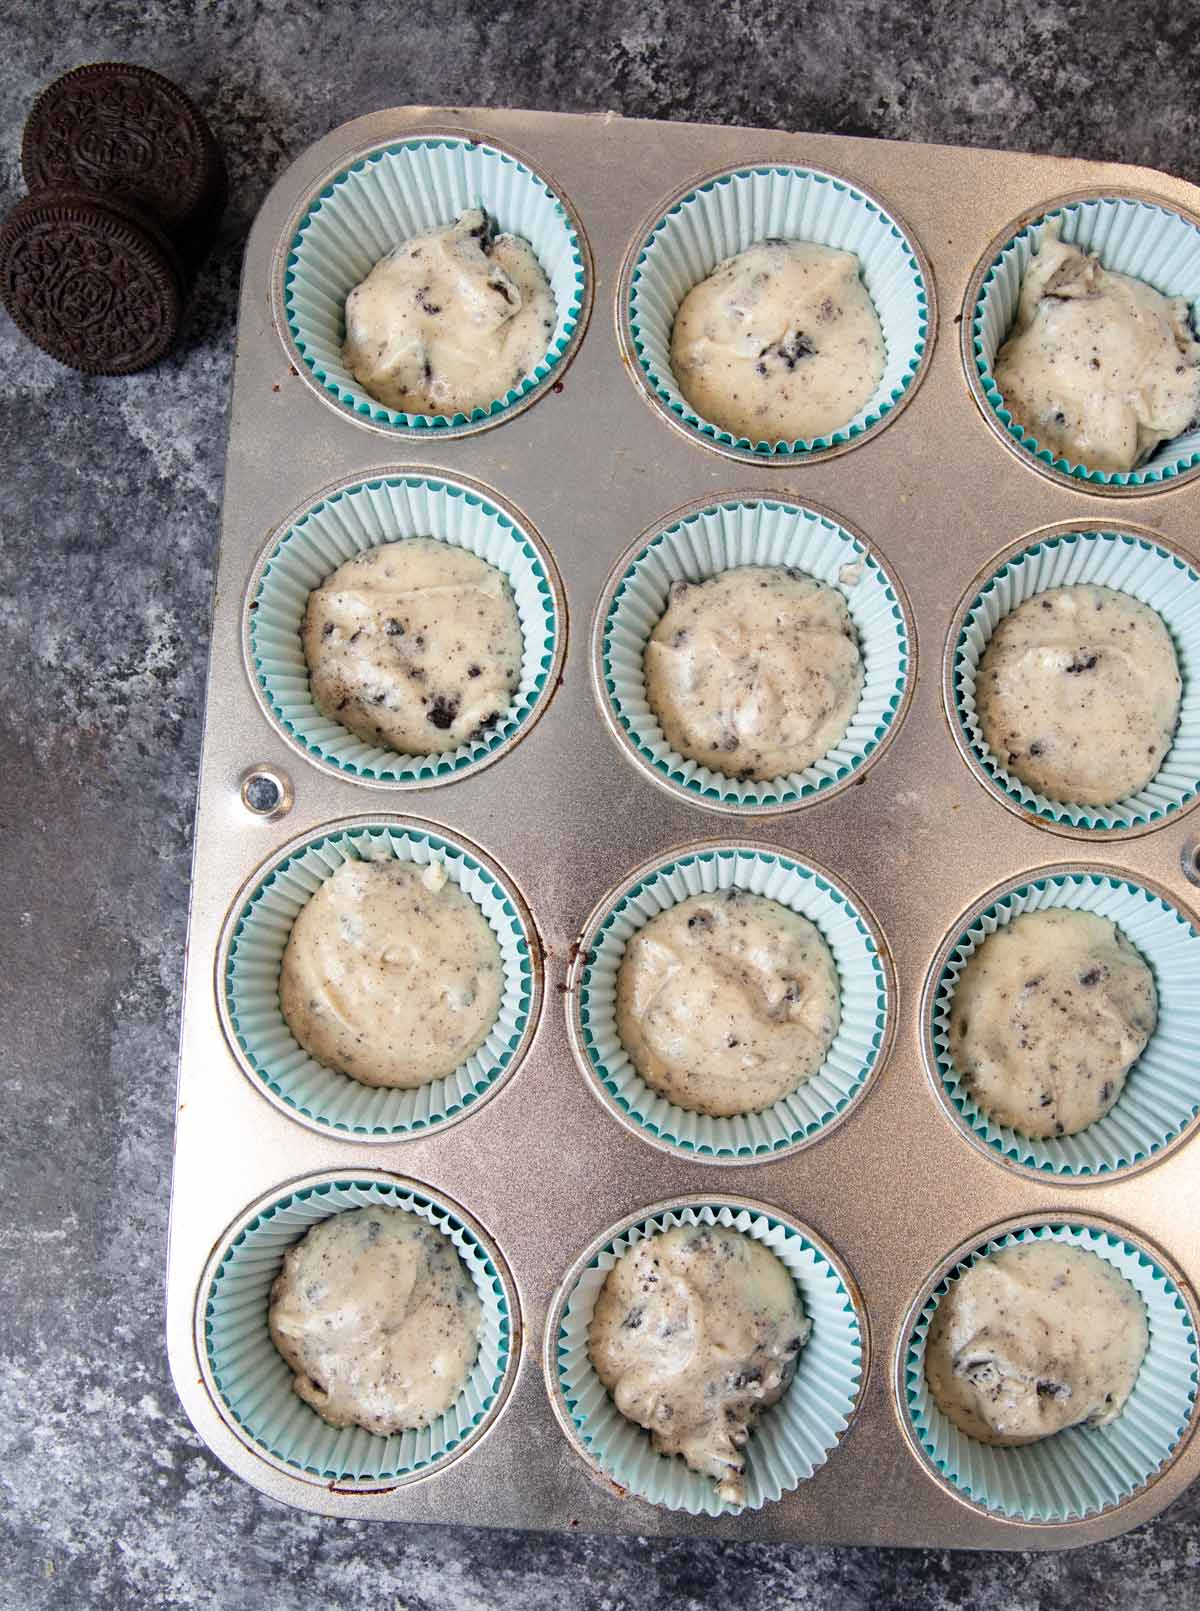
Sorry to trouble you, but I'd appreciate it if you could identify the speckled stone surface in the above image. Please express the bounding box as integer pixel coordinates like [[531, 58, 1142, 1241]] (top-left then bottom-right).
[[4, 4, 1200, 1606]]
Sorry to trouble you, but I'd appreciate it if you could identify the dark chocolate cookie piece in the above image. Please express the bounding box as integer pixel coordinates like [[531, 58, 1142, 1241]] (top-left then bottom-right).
[[0, 189, 183, 374], [21, 62, 226, 262]]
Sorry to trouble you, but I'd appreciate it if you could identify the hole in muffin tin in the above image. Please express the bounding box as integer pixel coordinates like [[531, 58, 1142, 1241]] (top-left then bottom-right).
[[564, 840, 895, 1163], [239, 765, 291, 820], [542, 1194, 869, 1516], [241, 469, 567, 791], [591, 493, 916, 817], [1182, 835, 1200, 888], [215, 814, 544, 1141]]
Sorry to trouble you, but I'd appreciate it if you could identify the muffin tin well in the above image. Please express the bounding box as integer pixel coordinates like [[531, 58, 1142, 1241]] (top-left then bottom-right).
[[920, 865, 1200, 1181], [545, 1196, 867, 1514], [200, 1170, 521, 1486], [216, 816, 542, 1140], [245, 469, 566, 788], [275, 131, 593, 436], [592, 495, 914, 814], [169, 106, 1200, 1548], [896, 1214, 1199, 1523], [617, 162, 934, 463], [565, 842, 892, 1162], [962, 191, 1200, 495], [944, 521, 1200, 838]]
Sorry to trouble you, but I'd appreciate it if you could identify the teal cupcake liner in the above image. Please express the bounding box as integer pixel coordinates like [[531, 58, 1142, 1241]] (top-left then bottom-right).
[[967, 194, 1200, 490], [621, 164, 932, 460], [217, 817, 540, 1139], [900, 1220, 1198, 1522], [568, 845, 891, 1161], [200, 1173, 518, 1487], [949, 527, 1200, 836], [279, 134, 590, 434], [246, 472, 564, 787], [547, 1198, 865, 1515], [924, 869, 1200, 1179], [594, 497, 913, 813]]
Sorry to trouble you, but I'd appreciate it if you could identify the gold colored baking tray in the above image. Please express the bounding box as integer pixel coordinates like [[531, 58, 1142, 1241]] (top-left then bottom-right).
[[167, 104, 1200, 1546]]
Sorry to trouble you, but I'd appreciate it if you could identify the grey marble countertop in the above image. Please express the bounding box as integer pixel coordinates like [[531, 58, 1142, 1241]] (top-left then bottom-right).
[[4, 3, 1200, 1606]]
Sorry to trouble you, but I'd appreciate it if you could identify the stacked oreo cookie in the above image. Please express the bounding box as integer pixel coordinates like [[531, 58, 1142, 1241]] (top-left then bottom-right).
[[0, 62, 227, 374]]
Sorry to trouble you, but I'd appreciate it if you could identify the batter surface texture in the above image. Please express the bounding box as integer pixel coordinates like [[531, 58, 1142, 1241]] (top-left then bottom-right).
[[670, 238, 885, 443], [976, 584, 1181, 807], [279, 857, 503, 1089], [644, 566, 863, 782], [616, 889, 840, 1117], [302, 539, 523, 758], [269, 1206, 482, 1436], [343, 208, 556, 416], [948, 908, 1156, 1139], [925, 1241, 1148, 1446], [590, 1224, 811, 1503]]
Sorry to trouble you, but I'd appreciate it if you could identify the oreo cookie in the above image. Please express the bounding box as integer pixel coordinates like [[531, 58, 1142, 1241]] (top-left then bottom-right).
[[0, 189, 183, 374], [21, 62, 226, 266]]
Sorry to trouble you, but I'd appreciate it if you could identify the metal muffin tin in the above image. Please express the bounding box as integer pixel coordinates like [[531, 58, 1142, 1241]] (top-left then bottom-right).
[[168, 105, 1200, 1546]]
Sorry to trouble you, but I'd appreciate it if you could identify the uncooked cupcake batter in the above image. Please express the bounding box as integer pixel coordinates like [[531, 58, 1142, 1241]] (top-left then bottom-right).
[[302, 539, 523, 757], [670, 238, 885, 443], [644, 566, 863, 782], [976, 584, 1181, 806], [590, 1224, 810, 1503], [925, 1241, 1148, 1445], [279, 856, 502, 1088], [269, 1206, 482, 1435], [948, 909, 1156, 1139], [993, 220, 1200, 472], [616, 888, 840, 1117], [343, 208, 556, 415]]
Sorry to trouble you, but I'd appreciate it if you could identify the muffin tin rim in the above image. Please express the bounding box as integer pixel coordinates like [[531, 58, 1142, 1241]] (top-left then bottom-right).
[[917, 860, 1200, 1185], [212, 811, 545, 1142], [940, 517, 1200, 841], [959, 186, 1200, 497], [563, 836, 897, 1163], [890, 1209, 1200, 1527], [269, 123, 596, 440], [240, 464, 569, 791], [588, 489, 919, 817], [541, 1191, 872, 1506], [194, 1166, 525, 1491], [614, 156, 938, 466]]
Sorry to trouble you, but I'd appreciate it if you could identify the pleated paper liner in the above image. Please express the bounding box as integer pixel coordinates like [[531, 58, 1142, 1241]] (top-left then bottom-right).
[[925, 869, 1200, 1180], [280, 133, 589, 433], [622, 163, 932, 459], [948, 528, 1200, 836], [967, 193, 1200, 489], [568, 845, 891, 1161], [901, 1220, 1198, 1522], [217, 818, 540, 1139], [548, 1199, 865, 1515], [201, 1173, 518, 1486], [247, 472, 564, 787], [594, 497, 913, 813]]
